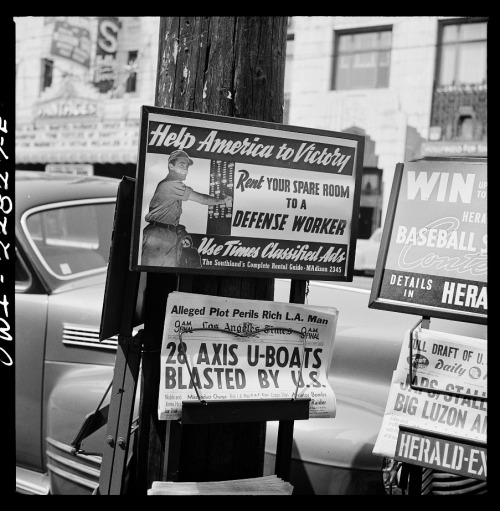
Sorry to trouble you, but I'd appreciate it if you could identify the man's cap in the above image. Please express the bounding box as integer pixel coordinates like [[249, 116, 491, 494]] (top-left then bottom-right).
[[168, 149, 193, 165]]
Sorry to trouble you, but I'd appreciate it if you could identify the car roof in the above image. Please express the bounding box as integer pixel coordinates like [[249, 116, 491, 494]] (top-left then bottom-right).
[[15, 170, 120, 219], [15, 170, 122, 294]]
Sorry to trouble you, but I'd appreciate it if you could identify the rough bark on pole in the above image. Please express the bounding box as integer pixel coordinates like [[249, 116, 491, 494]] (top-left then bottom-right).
[[136, 16, 288, 492], [135, 273, 176, 493]]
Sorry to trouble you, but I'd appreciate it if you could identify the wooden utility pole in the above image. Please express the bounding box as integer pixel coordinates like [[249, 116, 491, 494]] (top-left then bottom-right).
[[135, 16, 289, 493]]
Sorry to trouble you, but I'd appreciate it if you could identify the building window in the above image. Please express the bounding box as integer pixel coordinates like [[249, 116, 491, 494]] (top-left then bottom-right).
[[125, 50, 138, 93], [40, 58, 53, 92], [438, 19, 487, 86], [457, 115, 474, 140], [362, 173, 380, 195], [333, 27, 392, 90]]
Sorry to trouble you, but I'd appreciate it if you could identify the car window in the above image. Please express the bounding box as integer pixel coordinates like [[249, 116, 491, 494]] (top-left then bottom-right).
[[24, 200, 115, 279]]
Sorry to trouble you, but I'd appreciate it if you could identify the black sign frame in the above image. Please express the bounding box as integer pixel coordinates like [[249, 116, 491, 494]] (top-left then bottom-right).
[[369, 157, 487, 325], [395, 425, 487, 482], [130, 106, 364, 281]]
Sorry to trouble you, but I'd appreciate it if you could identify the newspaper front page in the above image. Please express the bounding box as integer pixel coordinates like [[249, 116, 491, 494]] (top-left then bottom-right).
[[397, 328, 487, 395], [373, 328, 487, 458], [158, 292, 338, 420]]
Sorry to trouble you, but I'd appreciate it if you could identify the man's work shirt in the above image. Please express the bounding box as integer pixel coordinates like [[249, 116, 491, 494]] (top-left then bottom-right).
[[145, 178, 193, 225]]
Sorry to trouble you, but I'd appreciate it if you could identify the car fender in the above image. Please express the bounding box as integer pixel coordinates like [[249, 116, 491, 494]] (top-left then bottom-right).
[[266, 399, 384, 469], [264, 394, 388, 495], [44, 364, 115, 495]]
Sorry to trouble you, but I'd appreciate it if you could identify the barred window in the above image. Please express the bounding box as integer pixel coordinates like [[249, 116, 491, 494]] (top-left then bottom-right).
[[333, 27, 392, 90], [438, 20, 487, 86]]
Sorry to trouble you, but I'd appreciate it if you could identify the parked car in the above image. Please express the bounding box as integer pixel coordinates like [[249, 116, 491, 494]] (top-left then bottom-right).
[[15, 170, 487, 495], [265, 277, 487, 495], [354, 227, 382, 275], [15, 170, 121, 495]]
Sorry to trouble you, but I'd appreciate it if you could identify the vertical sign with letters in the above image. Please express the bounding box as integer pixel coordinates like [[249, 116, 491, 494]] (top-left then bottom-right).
[[94, 17, 120, 93], [0, 17, 15, 487]]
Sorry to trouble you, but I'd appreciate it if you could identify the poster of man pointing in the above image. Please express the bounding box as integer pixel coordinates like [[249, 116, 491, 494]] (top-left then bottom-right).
[[131, 106, 364, 281]]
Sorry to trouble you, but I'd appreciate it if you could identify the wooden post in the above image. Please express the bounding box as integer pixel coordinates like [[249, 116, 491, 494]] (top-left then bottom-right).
[[136, 16, 288, 493], [135, 273, 177, 493]]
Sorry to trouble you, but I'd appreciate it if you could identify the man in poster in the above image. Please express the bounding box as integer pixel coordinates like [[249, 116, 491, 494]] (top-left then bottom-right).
[[142, 149, 233, 267]]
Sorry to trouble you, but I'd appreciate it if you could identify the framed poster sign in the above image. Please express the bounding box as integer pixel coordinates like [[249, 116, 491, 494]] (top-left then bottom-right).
[[131, 107, 364, 280], [369, 158, 487, 324]]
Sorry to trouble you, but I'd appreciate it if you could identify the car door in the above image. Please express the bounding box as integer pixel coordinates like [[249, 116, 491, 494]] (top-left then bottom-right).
[[15, 247, 48, 471]]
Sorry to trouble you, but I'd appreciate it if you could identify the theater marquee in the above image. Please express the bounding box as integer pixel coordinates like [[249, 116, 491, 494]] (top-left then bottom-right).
[[131, 107, 364, 280]]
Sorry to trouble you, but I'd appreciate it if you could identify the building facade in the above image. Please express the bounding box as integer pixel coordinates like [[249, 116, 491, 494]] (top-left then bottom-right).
[[15, 16, 160, 179], [285, 16, 487, 235], [15, 16, 487, 236]]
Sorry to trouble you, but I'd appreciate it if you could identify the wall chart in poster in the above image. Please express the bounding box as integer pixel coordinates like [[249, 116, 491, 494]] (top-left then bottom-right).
[[131, 107, 364, 280], [369, 158, 487, 324]]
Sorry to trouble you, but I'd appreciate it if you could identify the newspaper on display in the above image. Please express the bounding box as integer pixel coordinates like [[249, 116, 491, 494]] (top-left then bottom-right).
[[148, 475, 293, 495], [158, 292, 338, 420], [397, 328, 487, 395], [373, 327, 487, 458]]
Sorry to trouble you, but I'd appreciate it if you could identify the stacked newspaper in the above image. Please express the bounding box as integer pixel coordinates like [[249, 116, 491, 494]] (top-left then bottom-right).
[[373, 327, 487, 458], [147, 475, 294, 495]]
